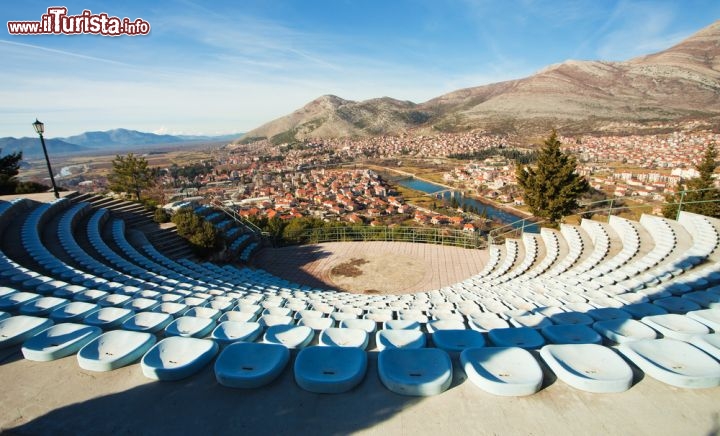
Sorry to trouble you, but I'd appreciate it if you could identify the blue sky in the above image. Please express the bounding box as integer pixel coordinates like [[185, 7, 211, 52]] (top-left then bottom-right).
[[1, 0, 718, 138]]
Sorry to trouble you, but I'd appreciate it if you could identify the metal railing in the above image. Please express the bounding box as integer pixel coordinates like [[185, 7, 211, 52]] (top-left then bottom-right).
[[212, 201, 267, 237], [488, 188, 720, 244], [287, 225, 487, 249]]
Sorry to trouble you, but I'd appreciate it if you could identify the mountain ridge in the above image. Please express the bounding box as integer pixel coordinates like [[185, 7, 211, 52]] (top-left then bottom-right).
[[0, 129, 243, 158], [242, 20, 720, 143]]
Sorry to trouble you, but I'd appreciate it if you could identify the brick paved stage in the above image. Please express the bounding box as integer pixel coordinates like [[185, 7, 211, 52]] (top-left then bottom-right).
[[253, 241, 489, 294]]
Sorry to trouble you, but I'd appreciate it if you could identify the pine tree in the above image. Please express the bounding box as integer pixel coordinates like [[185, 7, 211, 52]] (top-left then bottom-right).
[[663, 142, 720, 219], [108, 153, 154, 201], [516, 130, 589, 225], [0, 149, 23, 195], [171, 208, 220, 256]]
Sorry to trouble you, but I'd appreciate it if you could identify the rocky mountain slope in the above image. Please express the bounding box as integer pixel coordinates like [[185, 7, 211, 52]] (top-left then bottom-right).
[[243, 20, 720, 143]]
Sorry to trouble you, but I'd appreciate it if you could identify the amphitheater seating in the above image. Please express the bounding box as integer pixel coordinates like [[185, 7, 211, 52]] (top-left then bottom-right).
[[1, 195, 720, 397]]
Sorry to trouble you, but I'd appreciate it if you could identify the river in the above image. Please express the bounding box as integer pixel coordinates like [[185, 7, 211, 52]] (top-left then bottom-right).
[[396, 178, 538, 232]]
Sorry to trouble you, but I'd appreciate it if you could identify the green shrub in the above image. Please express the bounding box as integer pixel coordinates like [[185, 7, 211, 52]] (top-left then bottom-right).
[[153, 208, 171, 223]]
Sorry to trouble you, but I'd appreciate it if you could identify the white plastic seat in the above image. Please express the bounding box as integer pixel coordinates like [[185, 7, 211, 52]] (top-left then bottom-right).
[[0, 315, 54, 349], [461, 347, 543, 396], [165, 316, 216, 338], [426, 319, 466, 333], [54, 285, 88, 299], [510, 314, 552, 329], [488, 327, 545, 349], [653, 297, 702, 314], [294, 346, 367, 393], [233, 304, 263, 316], [258, 314, 294, 327], [690, 333, 720, 360], [18, 297, 68, 316], [383, 320, 422, 330], [375, 329, 425, 350], [378, 348, 452, 396], [77, 330, 156, 372], [339, 318, 377, 334], [468, 317, 510, 332], [432, 329, 485, 353], [549, 312, 594, 326], [641, 314, 710, 341], [207, 299, 234, 312], [158, 294, 183, 303], [686, 309, 720, 331], [263, 325, 313, 348], [97, 294, 132, 308], [586, 308, 632, 322], [682, 292, 720, 309], [619, 338, 720, 389], [262, 307, 292, 317], [331, 312, 359, 323], [218, 311, 256, 323], [540, 344, 633, 393], [182, 297, 208, 307], [592, 319, 657, 344], [141, 337, 219, 381], [123, 297, 161, 312], [49, 301, 99, 323], [185, 306, 222, 321], [122, 312, 173, 333], [319, 327, 369, 349], [621, 303, 668, 319], [214, 342, 290, 388], [22, 323, 102, 361], [83, 307, 134, 329], [297, 317, 334, 331], [152, 302, 190, 318], [0, 292, 40, 311], [210, 321, 262, 345], [294, 309, 323, 320], [364, 312, 394, 323], [541, 324, 602, 344]]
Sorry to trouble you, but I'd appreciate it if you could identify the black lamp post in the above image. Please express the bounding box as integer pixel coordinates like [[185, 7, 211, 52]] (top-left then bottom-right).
[[32, 119, 60, 199]]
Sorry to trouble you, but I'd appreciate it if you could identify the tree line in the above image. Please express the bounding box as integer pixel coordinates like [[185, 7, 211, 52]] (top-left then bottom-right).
[[449, 147, 538, 164]]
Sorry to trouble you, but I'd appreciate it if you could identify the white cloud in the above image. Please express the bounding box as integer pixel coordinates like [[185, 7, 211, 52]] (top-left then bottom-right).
[[0, 39, 130, 66]]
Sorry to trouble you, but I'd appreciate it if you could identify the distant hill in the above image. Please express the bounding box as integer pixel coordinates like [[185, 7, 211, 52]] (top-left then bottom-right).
[[63, 129, 243, 148], [63, 129, 187, 148], [0, 129, 243, 158], [242, 20, 720, 142], [0, 137, 91, 157]]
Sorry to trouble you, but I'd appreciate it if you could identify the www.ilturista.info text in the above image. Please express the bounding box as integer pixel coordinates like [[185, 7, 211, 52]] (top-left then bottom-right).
[[7, 7, 150, 36]]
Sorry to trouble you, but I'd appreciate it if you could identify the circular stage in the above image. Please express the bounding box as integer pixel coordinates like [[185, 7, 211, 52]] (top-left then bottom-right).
[[253, 241, 489, 294]]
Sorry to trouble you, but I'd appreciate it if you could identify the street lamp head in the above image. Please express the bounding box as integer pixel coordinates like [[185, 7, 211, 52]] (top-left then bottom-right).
[[32, 118, 59, 199], [32, 119, 45, 135]]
